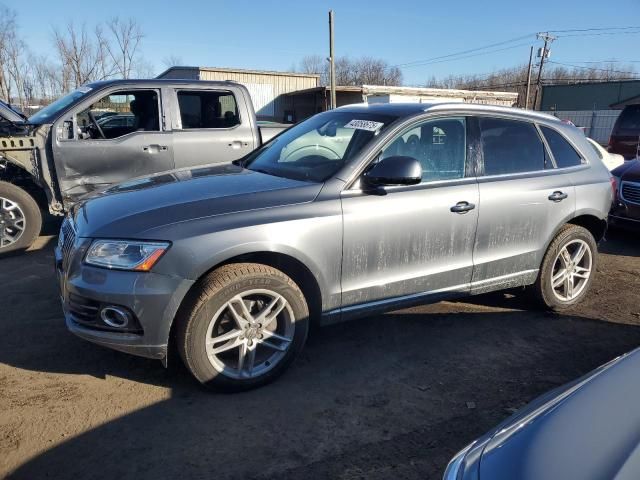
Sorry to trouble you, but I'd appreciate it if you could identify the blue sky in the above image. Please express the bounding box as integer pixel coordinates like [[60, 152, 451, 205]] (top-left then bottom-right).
[[5, 0, 639, 85]]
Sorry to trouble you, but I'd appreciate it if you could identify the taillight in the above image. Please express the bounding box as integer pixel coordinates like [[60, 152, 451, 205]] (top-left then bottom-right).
[[610, 176, 618, 200]]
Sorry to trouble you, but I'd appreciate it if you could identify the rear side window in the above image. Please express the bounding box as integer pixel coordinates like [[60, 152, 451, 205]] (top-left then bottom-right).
[[479, 118, 546, 175], [177, 90, 239, 129], [541, 126, 583, 168]]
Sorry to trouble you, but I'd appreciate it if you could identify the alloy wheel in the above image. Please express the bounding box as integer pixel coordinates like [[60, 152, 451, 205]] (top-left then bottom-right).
[[550, 239, 593, 302], [0, 197, 26, 248], [205, 289, 295, 379]]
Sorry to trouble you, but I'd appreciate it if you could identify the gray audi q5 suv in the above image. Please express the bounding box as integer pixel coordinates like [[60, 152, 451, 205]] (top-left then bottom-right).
[[55, 103, 613, 390]]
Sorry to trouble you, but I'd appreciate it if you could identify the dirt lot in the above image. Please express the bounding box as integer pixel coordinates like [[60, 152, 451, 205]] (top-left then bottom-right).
[[1, 225, 639, 480]]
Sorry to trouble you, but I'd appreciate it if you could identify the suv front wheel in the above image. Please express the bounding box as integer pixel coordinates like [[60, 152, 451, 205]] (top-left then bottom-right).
[[0, 181, 42, 255], [176, 263, 310, 391], [534, 224, 597, 310]]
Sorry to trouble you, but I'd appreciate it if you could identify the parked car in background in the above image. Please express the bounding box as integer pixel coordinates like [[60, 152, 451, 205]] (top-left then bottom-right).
[[443, 347, 640, 480], [609, 104, 640, 160], [586, 137, 624, 171], [610, 158, 640, 228], [0, 79, 290, 254], [56, 103, 613, 391]]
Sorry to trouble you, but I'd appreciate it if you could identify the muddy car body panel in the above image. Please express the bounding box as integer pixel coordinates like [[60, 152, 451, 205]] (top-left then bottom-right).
[[55, 103, 612, 388]]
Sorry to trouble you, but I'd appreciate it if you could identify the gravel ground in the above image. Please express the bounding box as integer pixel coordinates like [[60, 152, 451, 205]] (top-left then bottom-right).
[[1, 226, 639, 480]]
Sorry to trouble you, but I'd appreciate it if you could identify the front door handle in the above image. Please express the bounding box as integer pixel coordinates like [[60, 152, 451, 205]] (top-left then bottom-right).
[[548, 191, 568, 202], [228, 140, 248, 150], [143, 144, 168, 154], [450, 201, 476, 214]]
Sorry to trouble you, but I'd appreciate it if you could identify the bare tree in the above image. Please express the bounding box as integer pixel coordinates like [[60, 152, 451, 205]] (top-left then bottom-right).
[[0, 5, 18, 101], [162, 54, 184, 69], [105, 17, 144, 79], [53, 22, 113, 90], [299, 54, 402, 86]]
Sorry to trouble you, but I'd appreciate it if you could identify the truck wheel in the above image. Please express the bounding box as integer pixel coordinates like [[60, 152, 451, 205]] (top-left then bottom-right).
[[176, 263, 310, 391], [0, 181, 42, 255], [533, 224, 597, 311]]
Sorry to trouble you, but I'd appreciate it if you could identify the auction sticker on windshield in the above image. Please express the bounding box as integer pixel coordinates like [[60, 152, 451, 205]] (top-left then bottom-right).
[[344, 119, 385, 132]]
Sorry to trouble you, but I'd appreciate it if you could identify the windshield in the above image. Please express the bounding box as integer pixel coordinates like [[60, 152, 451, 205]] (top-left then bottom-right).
[[245, 111, 398, 182], [28, 87, 92, 124]]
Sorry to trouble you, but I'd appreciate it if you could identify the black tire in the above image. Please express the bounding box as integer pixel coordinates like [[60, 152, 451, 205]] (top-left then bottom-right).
[[533, 224, 598, 311], [176, 263, 310, 392], [0, 181, 42, 255]]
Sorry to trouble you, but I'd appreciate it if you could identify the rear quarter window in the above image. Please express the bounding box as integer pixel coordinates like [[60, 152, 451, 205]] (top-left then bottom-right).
[[540, 126, 583, 168]]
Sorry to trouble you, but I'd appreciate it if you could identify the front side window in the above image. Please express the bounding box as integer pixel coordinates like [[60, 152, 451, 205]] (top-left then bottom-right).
[[177, 90, 239, 129], [244, 111, 397, 182], [541, 126, 583, 168], [479, 117, 546, 175], [76, 90, 160, 140], [381, 117, 467, 182]]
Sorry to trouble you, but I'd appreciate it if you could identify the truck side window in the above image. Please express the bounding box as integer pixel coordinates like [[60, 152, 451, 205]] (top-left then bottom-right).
[[177, 91, 240, 129], [77, 90, 160, 140]]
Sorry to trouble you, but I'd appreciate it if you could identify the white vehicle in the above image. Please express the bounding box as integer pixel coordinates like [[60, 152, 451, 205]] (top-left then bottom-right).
[[586, 137, 624, 171]]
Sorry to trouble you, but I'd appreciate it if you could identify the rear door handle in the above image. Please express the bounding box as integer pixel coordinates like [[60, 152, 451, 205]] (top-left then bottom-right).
[[450, 201, 476, 214], [548, 191, 568, 202]]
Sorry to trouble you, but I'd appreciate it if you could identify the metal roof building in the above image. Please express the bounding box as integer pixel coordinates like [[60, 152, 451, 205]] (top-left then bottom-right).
[[158, 66, 518, 123], [541, 80, 640, 111]]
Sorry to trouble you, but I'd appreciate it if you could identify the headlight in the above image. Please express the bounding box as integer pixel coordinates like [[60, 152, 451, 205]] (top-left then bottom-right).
[[85, 240, 170, 271]]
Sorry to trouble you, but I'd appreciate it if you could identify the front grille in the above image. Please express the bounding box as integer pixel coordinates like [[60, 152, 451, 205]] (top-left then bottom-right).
[[621, 181, 640, 206], [59, 218, 77, 271]]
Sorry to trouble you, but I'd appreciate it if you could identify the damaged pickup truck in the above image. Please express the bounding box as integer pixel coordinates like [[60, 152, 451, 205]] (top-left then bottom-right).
[[0, 80, 288, 253]]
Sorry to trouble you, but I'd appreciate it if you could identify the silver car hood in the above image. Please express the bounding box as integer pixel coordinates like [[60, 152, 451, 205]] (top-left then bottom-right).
[[477, 348, 640, 480], [72, 163, 322, 238]]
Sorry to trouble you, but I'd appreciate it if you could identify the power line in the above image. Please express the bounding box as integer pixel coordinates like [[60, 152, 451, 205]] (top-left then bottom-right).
[[556, 30, 640, 38], [393, 33, 535, 68], [398, 41, 534, 69], [548, 26, 640, 33]]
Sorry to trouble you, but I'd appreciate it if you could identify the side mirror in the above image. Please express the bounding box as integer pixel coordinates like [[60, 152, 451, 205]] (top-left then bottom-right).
[[57, 120, 74, 140], [361, 155, 422, 192]]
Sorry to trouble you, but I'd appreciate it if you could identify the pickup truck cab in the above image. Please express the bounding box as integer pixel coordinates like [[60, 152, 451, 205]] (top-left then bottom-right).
[[0, 80, 288, 253]]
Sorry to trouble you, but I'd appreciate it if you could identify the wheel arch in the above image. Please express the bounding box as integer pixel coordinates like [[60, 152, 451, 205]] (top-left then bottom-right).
[[165, 249, 324, 362]]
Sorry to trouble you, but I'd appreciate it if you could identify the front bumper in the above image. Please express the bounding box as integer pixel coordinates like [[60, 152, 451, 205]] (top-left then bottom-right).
[[55, 239, 194, 361]]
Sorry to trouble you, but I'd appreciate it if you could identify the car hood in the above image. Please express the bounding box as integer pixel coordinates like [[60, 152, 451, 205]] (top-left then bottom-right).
[[72, 163, 322, 238], [478, 348, 640, 480], [612, 159, 640, 182]]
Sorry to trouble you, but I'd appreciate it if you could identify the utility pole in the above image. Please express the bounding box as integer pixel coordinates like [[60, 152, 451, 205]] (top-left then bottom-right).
[[532, 32, 556, 110], [525, 45, 534, 109], [328, 10, 336, 110]]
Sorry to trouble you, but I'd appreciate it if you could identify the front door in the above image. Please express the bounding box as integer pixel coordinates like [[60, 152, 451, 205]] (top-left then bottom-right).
[[341, 116, 479, 312], [171, 88, 256, 168], [52, 88, 174, 203]]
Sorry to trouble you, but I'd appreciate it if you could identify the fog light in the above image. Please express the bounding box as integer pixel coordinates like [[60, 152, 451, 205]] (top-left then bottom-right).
[[100, 306, 131, 328]]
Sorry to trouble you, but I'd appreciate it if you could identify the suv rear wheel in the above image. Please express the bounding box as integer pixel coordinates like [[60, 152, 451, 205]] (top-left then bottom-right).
[[534, 224, 597, 310], [0, 181, 42, 255], [176, 263, 310, 391]]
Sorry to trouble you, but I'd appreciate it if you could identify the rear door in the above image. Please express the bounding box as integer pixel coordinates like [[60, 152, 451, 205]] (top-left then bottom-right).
[[171, 87, 256, 168], [471, 116, 576, 287], [52, 87, 174, 203]]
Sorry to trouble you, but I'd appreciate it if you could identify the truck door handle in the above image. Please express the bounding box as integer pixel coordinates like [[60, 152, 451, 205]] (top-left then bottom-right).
[[548, 191, 568, 202], [228, 140, 247, 149], [143, 145, 167, 154], [450, 201, 476, 214]]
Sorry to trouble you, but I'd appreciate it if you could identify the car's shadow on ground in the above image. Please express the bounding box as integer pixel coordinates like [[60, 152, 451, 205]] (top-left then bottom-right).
[[3, 230, 640, 479]]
